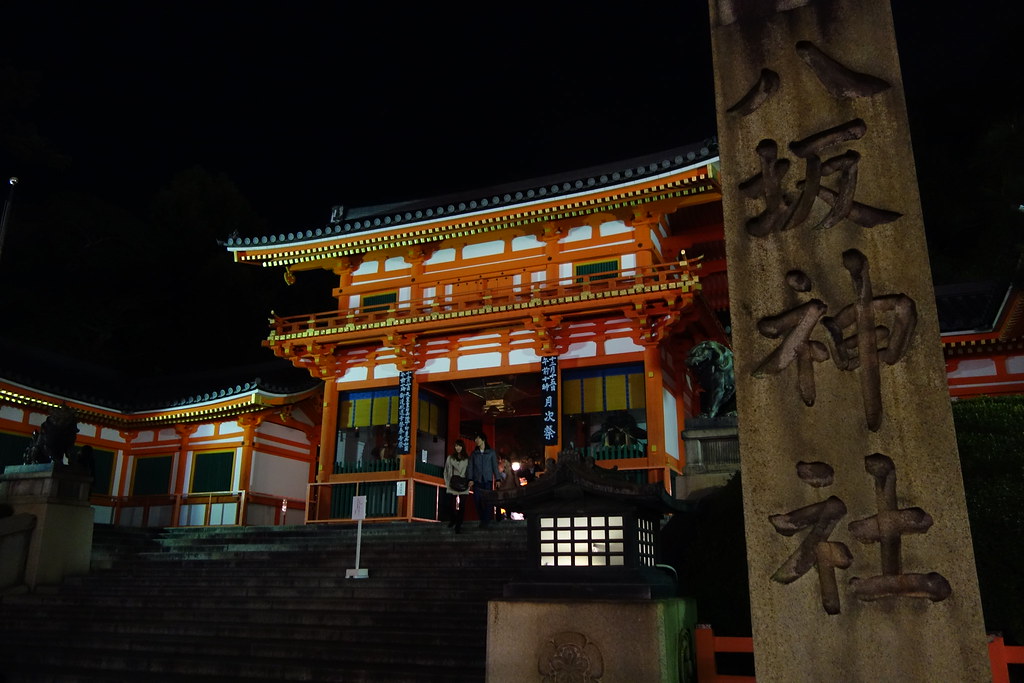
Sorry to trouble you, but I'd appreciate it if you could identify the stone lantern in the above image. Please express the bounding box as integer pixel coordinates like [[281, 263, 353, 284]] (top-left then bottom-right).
[[481, 448, 697, 681]]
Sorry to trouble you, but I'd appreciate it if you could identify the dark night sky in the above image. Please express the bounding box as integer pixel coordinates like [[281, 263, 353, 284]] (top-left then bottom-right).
[[0, 2, 1021, 376]]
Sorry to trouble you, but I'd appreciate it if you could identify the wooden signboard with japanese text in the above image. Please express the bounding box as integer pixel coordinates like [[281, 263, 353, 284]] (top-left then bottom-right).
[[708, 1, 989, 680]]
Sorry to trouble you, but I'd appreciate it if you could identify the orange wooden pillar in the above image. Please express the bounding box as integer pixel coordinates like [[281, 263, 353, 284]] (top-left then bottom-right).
[[314, 380, 340, 522], [236, 414, 260, 524], [171, 424, 198, 525], [642, 342, 667, 485]]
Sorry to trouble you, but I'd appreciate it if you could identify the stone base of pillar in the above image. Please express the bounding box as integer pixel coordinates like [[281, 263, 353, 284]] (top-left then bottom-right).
[[0, 463, 94, 590], [486, 597, 696, 682]]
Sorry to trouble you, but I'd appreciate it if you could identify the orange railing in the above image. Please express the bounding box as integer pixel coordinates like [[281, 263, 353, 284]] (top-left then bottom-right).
[[695, 626, 1024, 682], [268, 260, 699, 339], [694, 625, 755, 683], [990, 635, 1024, 683]]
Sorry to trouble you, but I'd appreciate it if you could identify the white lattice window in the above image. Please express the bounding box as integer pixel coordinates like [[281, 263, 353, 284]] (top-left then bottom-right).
[[538, 515, 626, 567]]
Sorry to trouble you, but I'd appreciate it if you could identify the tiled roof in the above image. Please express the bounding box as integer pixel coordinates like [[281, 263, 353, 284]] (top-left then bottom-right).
[[223, 139, 719, 248], [0, 337, 319, 413], [935, 282, 1008, 334]]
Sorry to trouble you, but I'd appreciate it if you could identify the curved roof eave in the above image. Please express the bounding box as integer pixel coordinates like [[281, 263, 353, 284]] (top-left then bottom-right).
[[225, 139, 719, 257]]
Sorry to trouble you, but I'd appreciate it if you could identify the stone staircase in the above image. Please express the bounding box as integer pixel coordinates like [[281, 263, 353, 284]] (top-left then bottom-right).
[[0, 521, 529, 682]]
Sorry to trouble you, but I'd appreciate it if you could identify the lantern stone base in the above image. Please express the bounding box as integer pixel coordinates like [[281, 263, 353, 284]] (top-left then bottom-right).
[[486, 597, 696, 683], [0, 464, 94, 590]]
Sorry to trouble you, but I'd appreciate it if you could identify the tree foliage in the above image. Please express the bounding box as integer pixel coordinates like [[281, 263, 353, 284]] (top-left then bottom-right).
[[662, 474, 752, 636], [952, 395, 1024, 644]]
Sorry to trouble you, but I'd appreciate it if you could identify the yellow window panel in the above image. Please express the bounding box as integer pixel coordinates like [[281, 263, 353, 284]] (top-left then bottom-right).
[[390, 397, 400, 424], [582, 376, 603, 413], [418, 399, 430, 432], [371, 397, 391, 425], [628, 374, 646, 409], [563, 378, 582, 414], [605, 374, 627, 411], [353, 398, 372, 428]]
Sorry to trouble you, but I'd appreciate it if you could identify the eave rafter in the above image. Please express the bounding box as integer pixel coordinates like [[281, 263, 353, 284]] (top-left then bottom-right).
[[234, 168, 721, 270], [0, 383, 321, 431]]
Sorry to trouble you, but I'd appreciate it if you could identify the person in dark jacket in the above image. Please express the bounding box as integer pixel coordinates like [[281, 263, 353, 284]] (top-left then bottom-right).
[[467, 432, 499, 528]]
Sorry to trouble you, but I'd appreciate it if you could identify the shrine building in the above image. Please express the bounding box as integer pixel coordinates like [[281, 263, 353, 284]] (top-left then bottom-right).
[[1, 139, 1023, 528], [224, 140, 730, 523]]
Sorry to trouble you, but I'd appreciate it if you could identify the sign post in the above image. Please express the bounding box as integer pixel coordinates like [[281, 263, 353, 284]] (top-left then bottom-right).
[[345, 494, 369, 579]]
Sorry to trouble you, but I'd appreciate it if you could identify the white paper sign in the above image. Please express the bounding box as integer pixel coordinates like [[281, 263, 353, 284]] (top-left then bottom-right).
[[351, 495, 367, 521], [396, 481, 407, 497]]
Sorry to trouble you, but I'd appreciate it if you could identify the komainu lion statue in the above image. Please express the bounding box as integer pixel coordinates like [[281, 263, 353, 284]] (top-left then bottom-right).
[[23, 403, 80, 468], [685, 340, 737, 418]]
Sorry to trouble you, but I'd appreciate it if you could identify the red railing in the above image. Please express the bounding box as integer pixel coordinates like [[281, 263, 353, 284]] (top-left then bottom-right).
[[694, 625, 755, 683], [990, 635, 1024, 683], [695, 626, 1024, 682], [268, 260, 699, 339]]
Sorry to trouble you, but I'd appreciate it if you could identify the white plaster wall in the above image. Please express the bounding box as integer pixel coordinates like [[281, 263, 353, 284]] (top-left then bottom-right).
[[353, 260, 380, 276], [251, 451, 311, 499], [100, 427, 122, 442], [509, 348, 541, 365], [376, 363, 399, 379], [340, 366, 369, 383], [948, 358, 997, 378], [419, 357, 452, 374], [425, 248, 456, 265], [458, 352, 502, 371], [563, 225, 592, 242], [463, 240, 505, 259], [662, 388, 678, 459], [220, 421, 244, 435], [604, 337, 644, 355], [512, 235, 543, 251], [258, 421, 311, 447], [1006, 355, 1024, 374], [599, 220, 631, 236], [193, 424, 216, 438], [561, 341, 598, 360], [385, 256, 410, 271], [0, 405, 24, 422]]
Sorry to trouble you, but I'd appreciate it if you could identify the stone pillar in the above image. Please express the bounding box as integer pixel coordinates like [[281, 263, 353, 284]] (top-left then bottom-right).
[[0, 464, 94, 589], [708, 1, 989, 680]]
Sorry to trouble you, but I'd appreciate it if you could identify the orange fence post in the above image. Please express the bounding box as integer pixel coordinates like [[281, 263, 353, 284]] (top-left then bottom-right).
[[695, 625, 720, 682], [990, 635, 1011, 683]]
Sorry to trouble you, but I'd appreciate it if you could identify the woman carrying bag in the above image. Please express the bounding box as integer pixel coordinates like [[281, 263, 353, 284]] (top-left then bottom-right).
[[443, 439, 471, 533]]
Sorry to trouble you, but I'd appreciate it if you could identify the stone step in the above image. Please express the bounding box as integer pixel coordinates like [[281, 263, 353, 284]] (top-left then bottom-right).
[[1, 602, 487, 630], [2, 585, 505, 607], [3, 646, 480, 682], [0, 521, 528, 682], [65, 565, 518, 588], [0, 611, 480, 644]]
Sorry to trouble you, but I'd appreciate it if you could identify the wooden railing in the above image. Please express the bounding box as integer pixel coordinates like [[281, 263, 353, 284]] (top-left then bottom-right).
[[990, 635, 1024, 683], [268, 260, 699, 340], [91, 491, 306, 528], [694, 625, 755, 682], [306, 473, 445, 525], [694, 626, 1024, 682]]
